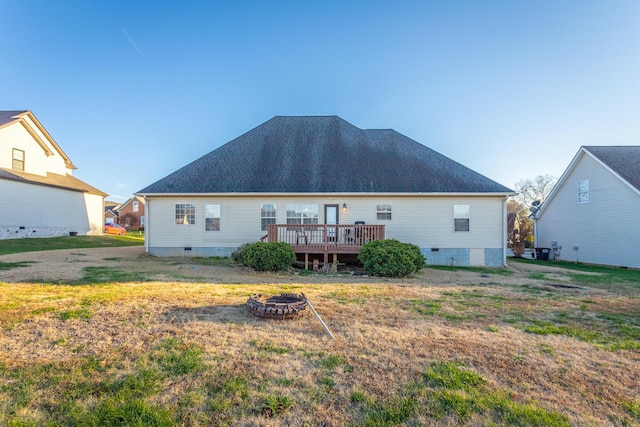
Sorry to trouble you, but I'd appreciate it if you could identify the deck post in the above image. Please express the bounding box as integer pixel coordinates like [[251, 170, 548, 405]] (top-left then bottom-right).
[[304, 253, 309, 270]]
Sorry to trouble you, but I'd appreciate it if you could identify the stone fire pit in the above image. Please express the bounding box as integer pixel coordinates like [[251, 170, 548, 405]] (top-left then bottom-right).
[[247, 293, 309, 319]]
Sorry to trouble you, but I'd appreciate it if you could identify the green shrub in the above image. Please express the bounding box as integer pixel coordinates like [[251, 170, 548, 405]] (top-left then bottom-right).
[[240, 242, 296, 272], [231, 243, 250, 264], [359, 239, 426, 277]]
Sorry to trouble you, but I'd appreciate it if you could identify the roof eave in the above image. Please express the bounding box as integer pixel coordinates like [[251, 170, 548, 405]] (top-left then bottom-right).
[[136, 191, 515, 197]]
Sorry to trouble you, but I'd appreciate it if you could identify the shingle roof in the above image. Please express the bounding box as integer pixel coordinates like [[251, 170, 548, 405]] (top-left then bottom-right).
[[0, 168, 107, 196], [0, 110, 28, 127], [583, 146, 640, 192], [138, 116, 513, 194]]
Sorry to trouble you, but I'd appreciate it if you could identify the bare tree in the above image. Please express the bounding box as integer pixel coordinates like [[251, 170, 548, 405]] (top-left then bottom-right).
[[507, 175, 556, 257], [513, 174, 557, 207]]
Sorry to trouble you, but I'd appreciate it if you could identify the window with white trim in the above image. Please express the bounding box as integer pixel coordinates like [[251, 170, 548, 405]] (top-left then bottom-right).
[[577, 179, 589, 204], [261, 204, 276, 231], [286, 204, 319, 225], [377, 204, 392, 220], [175, 203, 196, 225], [453, 204, 470, 232], [12, 148, 24, 171], [205, 204, 221, 231], [132, 201, 139, 212]]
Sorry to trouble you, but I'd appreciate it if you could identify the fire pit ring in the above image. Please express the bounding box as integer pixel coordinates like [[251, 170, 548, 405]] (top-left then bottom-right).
[[247, 293, 308, 319]]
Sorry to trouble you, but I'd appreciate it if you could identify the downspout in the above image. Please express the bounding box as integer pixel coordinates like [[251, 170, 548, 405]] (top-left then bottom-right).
[[503, 196, 508, 267], [143, 196, 149, 253]]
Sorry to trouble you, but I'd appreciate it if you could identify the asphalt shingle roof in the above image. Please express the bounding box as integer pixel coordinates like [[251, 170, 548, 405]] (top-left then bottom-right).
[[583, 146, 640, 192], [0, 168, 107, 196], [138, 116, 513, 194], [0, 110, 27, 127]]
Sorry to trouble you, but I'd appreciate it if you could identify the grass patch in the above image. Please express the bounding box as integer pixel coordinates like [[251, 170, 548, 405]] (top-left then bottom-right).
[[151, 337, 205, 376], [260, 394, 294, 417], [511, 257, 640, 290], [76, 266, 153, 284], [250, 340, 290, 354], [59, 308, 93, 321], [0, 235, 143, 255], [407, 299, 441, 316], [355, 361, 569, 426], [0, 261, 36, 271]]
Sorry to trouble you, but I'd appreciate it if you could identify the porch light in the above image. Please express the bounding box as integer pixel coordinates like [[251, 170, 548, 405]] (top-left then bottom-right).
[[342, 203, 347, 211]]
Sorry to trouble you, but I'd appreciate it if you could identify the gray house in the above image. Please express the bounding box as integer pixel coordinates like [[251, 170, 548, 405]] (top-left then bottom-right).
[[137, 116, 513, 266], [536, 146, 640, 268]]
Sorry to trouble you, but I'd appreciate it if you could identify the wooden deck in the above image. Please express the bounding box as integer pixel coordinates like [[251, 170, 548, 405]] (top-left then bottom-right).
[[265, 224, 385, 268]]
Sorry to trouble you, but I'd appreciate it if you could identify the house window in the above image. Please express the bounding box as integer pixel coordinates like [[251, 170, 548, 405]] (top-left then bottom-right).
[[133, 201, 139, 212], [205, 204, 221, 231], [175, 203, 196, 225], [140, 216, 145, 227], [453, 204, 470, 232], [577, 179, 589, 204], [12, 149, 24, 171], [286, 204, 319, 225], [377, 204, 392, 220], [261, 204, 276, 231]]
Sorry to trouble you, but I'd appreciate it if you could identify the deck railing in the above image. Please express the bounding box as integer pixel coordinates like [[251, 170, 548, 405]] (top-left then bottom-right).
[[266, 224, 385, 254]]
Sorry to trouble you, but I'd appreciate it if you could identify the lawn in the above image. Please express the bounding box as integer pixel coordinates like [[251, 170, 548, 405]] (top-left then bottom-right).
[[0, 252, 638, 425], [0, 234, 143, 256]]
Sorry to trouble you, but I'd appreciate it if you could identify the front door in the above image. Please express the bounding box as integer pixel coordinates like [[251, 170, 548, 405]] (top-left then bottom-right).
[[324, 204, 339, 241]]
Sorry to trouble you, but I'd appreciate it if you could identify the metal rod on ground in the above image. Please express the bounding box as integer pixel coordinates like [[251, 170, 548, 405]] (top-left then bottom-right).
[[301, 293, 335, 339]]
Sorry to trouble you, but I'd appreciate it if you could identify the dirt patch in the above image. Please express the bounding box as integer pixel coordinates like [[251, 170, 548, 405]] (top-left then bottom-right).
[[0, 246, 593, 289]]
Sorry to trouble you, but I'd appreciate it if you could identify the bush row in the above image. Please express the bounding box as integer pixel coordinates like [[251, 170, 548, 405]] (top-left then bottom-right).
[[232, 239, 426, 277]]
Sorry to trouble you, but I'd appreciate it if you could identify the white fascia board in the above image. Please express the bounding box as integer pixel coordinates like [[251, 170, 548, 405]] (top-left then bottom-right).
[[535, 147, 585, 219]]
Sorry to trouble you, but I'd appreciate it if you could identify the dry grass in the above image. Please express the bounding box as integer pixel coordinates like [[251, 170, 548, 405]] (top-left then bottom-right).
[[0, 252, 639, 426]]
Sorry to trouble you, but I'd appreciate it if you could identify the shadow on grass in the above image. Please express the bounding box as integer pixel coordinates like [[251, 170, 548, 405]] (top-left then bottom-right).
[[163, 304, 250, 324]]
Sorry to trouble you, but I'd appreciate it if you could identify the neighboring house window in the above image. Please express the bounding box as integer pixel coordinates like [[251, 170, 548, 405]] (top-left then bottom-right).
[[205, 204, 221, 231], [12, 149, 25, 171], [175, 203, 196, 225], [124, 217, 131, 227], [133, 201, 139, 212], [140, 216, 145, 227], [261, 204, 277, 231], [453, 204, 470, 232], [577, 179, 589, 204], [286, 204, 319, 225], [377, 204, 392, 220]]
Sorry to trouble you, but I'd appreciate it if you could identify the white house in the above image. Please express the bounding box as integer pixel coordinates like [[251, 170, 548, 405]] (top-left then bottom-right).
[[137, 116, 514, 267], [0, 110, 106, 239], [535, 146, 640, 269]]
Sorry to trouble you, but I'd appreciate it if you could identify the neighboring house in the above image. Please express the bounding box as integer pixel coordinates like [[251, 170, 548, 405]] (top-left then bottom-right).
[[136, 116, 514, 266], [105, 201, 121, 224], [116, 196, 145, 230], [535, 146, 640, 269], [0, 110, 106, 239]]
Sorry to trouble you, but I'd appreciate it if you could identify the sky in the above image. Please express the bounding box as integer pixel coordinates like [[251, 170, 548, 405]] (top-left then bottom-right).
[[2, 1, 639, 202]]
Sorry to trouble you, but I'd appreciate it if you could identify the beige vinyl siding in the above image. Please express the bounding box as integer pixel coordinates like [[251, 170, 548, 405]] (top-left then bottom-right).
[[0, 123, 49, 176], [0, 179, 103, 238], [145, 195, 506, 251], [537, 152, 640, 268], [21, 115, 70, 175]]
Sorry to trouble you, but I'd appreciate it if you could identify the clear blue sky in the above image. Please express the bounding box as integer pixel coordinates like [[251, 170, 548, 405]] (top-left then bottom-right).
[[2, 1, 639, 202]]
